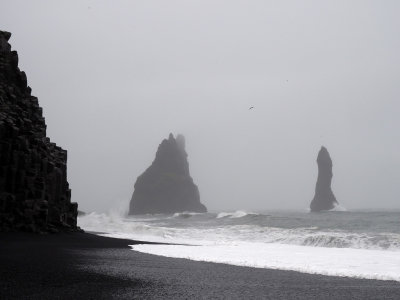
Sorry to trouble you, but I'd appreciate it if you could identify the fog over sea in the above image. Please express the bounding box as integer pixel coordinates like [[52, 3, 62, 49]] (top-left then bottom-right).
[[79, 208, 400, 282]]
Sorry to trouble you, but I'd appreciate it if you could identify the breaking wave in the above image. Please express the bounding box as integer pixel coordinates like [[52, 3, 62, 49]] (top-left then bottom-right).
[[78, 211, 400, 251], [172, 212, 204, 218], [258, 226, 400, 251], [331, 204, 347, 212], [216, 210, 259, 219]]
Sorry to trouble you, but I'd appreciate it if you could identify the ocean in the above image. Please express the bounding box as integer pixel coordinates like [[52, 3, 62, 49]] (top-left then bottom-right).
[[78, 209, 400, 282]]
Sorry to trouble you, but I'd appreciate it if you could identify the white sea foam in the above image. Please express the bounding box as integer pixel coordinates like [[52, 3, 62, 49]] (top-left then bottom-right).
[[78, 212, 179, 243], [172, 212, 204, 218], [331, 203, 347, 212], [130, 243, 400, 282], [217, 210, 258, 218]]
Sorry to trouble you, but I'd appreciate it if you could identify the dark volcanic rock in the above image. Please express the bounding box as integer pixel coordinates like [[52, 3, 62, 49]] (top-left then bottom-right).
[[310, 146, 338, 212], [129, 133, 207, 214], [0, 31, 78, 232]]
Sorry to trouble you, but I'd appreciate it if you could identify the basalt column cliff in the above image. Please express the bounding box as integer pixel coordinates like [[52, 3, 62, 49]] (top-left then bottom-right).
[[0, 31, 78, 232], [129, 134, 207, 214], [310, 146, 338, 212]]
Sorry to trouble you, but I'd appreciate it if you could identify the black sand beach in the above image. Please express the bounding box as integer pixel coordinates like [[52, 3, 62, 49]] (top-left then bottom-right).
[[1, 233, 400, 300]]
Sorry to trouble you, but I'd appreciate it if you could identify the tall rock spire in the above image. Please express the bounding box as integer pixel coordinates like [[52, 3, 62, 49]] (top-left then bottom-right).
[[310, 146, 338, 212], [129, 133, 207, 214], [0, 31, 78, 232]]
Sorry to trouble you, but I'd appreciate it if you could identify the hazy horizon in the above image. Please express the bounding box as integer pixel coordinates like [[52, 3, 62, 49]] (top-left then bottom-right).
[[1, 0, 399, 213]]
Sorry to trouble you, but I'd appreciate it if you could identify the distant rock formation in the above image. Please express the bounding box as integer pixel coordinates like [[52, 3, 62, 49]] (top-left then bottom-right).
[[0, 31, 78, 232], [310, 146, 338, 212], [129, 133, 207, 214]]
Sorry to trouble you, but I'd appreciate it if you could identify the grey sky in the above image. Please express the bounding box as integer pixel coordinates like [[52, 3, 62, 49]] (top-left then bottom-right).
[[1, 0, 399, 212]]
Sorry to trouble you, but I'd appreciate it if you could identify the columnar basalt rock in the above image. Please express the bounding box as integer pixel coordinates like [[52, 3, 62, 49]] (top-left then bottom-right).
[[310, 146, 338, 212], [129, 133, 207, 214], [0, 31, 78, 232]]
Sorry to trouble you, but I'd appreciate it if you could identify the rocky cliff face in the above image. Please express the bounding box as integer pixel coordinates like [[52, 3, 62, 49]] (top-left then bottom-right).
[[0, 31, 78, 232], [129, 133, 207, 214], [310, 146, 338, 212]]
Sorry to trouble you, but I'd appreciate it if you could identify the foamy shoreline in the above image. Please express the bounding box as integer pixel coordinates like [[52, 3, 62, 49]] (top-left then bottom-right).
[[79, 211, 400, 283], [130, 242, 400, 282]]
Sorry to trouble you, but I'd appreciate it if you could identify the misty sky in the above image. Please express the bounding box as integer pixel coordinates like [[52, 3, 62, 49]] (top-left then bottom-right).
[[1, 0, 399, 212]]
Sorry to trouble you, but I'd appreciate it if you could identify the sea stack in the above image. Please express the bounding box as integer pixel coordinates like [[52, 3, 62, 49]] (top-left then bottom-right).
[[129, 133, 207, 214], [310, 146, 338, 212], [0, 31, 78, 232]]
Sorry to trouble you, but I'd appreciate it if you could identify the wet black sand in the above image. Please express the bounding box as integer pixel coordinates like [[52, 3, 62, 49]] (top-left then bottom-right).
[[1, 232, 400, 299]]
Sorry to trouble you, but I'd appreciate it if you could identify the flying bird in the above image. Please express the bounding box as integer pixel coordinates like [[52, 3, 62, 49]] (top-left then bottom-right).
[[249, 106, 254, 110]]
